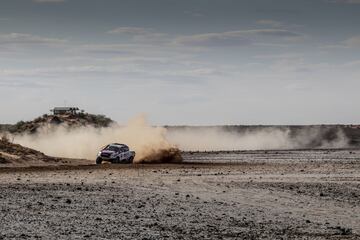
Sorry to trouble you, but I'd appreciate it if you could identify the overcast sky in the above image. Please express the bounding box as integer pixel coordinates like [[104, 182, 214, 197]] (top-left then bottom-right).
[[0, 0, 359, 125]]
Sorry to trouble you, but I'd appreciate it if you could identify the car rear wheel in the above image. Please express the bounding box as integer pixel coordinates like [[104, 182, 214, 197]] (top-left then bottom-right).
[[128, 156, 134, 164]]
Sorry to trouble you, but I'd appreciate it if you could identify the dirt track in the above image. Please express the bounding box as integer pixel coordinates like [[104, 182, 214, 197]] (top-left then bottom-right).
[[0, 149, 359, 239]]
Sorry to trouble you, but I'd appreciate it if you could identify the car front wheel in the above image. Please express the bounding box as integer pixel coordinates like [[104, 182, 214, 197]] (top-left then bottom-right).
[[96, 157, 103, 165]]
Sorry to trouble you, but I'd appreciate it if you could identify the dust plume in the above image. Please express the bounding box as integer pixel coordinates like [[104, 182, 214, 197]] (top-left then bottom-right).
[[166, 126, 349, 151], [12, 116, 349, 162], [13, 115, 182, 163]]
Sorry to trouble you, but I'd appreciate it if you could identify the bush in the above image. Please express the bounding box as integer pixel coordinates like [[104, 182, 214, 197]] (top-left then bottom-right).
[[8, 121, 27, 133], [85, 114, 113, 127], [0, 134, 9, 143]]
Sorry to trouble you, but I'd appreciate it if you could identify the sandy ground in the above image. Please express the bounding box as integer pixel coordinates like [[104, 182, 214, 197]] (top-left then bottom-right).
[[0, 149, 359, 239]]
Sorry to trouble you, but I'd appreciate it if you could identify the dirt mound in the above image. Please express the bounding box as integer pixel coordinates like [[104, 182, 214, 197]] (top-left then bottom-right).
[[2, 113, 113, 134], [0, 136, 60, 165], [0, 155, 10, 164], [137, 148, 183, 163]]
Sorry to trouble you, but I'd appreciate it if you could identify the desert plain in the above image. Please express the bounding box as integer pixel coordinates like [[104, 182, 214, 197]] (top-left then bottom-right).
[[0, 149, 359, 239]]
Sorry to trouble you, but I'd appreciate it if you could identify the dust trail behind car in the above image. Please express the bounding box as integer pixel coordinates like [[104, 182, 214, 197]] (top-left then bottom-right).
[[10, 114, 354, 164], [12, 115, 182, 163]]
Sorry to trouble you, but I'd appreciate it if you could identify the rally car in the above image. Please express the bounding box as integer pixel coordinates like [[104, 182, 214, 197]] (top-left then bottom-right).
[[96, 143, 135, 164]]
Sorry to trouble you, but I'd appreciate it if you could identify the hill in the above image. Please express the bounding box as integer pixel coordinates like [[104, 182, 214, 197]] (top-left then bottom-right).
[[0, 113, 113, 134], [0, 136, 58, 165], [0, 136, 90, 167]]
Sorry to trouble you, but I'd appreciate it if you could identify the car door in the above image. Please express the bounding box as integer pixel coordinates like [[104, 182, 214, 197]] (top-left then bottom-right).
[[119, 147, 126, 160]]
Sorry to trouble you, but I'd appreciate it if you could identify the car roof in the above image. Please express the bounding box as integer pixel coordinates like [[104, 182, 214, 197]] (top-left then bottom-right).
[[109, 143, 128, 148]]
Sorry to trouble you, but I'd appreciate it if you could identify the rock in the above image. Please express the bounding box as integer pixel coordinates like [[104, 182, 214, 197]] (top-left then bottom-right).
[[336, 226, 352, 235]]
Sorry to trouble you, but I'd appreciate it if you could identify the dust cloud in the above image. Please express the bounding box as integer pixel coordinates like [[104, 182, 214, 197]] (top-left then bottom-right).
[[13, 115, 181, 163], [166, 126, 349, 151], [12, 115, 349, 162]]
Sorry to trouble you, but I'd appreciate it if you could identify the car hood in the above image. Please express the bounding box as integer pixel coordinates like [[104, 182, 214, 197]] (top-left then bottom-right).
[[101, 150, 116, 154]]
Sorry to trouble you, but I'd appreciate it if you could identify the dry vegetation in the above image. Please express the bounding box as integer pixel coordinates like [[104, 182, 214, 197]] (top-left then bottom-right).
[[1, 113, 113, 134]]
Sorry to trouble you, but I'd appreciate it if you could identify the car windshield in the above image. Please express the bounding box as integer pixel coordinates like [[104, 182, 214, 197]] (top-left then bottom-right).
[[104, 145, 120, 152]]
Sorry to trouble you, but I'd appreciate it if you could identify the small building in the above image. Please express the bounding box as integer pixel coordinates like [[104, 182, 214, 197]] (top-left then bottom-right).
[[50, 107, 79, 115]]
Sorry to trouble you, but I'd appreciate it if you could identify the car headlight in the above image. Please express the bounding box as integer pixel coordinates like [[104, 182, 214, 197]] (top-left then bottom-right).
[[97, 151, 101, 157]]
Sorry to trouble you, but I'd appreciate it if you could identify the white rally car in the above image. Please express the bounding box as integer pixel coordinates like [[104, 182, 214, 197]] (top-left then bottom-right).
[[96, 143, 135, 164]]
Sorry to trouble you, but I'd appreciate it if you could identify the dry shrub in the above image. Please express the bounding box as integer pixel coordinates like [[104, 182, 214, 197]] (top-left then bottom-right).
[[1, 134, 9, 143]]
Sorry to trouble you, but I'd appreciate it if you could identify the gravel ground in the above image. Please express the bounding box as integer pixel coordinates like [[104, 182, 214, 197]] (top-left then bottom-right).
[[0, 149, 359, 239]]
